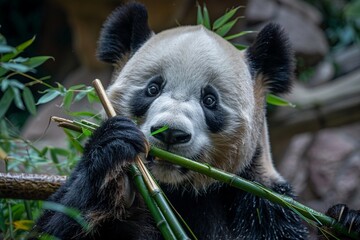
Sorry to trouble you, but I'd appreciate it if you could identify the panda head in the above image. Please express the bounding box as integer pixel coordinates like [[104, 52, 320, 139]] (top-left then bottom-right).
[[98, 3, 294, 190]]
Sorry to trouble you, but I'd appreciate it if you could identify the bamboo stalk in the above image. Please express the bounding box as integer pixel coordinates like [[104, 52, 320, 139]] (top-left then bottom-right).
[[50, 114, 359, 239], [92, 79, 189, 240], [149, 147, 359, 240], [92, 79, 157, 194], [129, 165, 176, 240]]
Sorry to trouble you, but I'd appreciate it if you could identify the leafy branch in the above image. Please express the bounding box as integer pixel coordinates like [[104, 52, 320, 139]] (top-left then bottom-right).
[[196, 4, 295, 108]]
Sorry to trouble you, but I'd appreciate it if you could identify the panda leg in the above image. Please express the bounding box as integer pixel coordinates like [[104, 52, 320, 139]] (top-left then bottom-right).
[[35, 116, 148, 239]]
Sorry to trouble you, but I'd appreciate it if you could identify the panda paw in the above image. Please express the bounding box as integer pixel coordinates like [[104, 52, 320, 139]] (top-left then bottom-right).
[[83, 116, 147, 168], [323, 204, 360, 239]]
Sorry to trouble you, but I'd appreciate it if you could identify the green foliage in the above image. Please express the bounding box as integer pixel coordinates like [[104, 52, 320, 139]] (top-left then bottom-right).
[[150, 125, 169, 136], [0, 32, 101, 239], [0, 34, 52, 119], [266, 94, 296, 108], [305, 0, 360, 50], [197, 4, 249, 39], [42, 202, 90, 232]]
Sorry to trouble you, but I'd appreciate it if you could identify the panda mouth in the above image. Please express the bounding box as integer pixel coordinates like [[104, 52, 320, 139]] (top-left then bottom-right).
[[146, 154, 189, 174]]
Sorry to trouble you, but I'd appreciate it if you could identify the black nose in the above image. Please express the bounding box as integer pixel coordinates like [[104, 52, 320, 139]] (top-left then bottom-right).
[[151, 126, 191, 145]]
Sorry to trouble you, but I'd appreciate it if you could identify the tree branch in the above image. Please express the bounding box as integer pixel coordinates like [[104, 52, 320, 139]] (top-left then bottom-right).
[[270, 69, 360, 139], [0, 173, 66, 200]]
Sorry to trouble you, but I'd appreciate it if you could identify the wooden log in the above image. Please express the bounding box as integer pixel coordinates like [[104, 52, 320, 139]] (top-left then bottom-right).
[[0, 173, 65, 200], [270, 69, 360, 139]]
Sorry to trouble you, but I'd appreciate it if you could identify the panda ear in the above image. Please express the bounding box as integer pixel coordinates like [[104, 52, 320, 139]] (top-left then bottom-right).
[[246, 23, 294, 94], [97, 3, 152, 64]]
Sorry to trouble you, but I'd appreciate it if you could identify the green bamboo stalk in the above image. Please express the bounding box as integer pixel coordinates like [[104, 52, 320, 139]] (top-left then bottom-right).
[[129, 165, 176, 240], [151, 189, 190, 240], [54, 117, 359, 239], [23, 200, 33, 220], [7, 201, 14, 239], [149, 147, 359, 240]]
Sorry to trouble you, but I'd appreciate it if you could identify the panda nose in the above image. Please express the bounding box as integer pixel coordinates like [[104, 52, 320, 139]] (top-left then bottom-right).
[[151, 126, 191, 145]]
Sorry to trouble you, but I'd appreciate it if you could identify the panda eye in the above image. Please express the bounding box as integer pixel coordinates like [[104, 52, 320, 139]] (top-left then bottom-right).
[[203, 94, 216, 108], [147, 83, 160, 97]]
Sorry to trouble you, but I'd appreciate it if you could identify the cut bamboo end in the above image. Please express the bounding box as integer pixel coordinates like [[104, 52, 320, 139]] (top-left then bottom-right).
[[51, 116, 73, 124]]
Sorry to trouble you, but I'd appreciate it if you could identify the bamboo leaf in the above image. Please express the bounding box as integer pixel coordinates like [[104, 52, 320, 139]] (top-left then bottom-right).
[[69, 84, 86, 90], [9, 79, 25, 89], [0, 34, 6, 44], [22, 56, 54, 69], [215, 18, 239, 37], [12, 57, 28, 63], [69, 111, 100, 118], [0, 62, 32, 73], [63, 129, 84, 153], [0, 66, 8, 77], [51, 147, 69, 156], [38, 75, 51, 81], [74, 90, 88, 102], [0, 36, 35, 62], [81, 127, 92, 137], [0, 205, 6, 232], [224, 30, 255, 40], [63, 91, 74, 110], [233, 43, 248, 50], [42, 202, 89, 231], [213, 7, 240, 30], [10, 86, 24, 110], [151, 125, 169, 136], [86, 90, 100, 103], [1, 78, 9, 91], [266, 94, 296, 108], [196, 4, 203, 25], [36, 90, 61, 105], [0, 44, 15, 54], [39, 147, 49, 157], [202, 4, 211, 29], [22, 87, 37, 115], [13, 220, 34, 231]]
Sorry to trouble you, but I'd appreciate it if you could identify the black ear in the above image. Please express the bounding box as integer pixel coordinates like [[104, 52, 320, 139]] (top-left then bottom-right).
[[246, 23, 294, 94], [97, 3, 152, 64]]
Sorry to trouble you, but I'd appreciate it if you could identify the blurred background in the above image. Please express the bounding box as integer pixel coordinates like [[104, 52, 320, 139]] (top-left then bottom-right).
[[0, 0, 359, 238]]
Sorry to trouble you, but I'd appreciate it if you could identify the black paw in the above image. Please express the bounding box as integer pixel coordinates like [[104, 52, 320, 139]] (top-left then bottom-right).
[[324, 204, 360, 239], [83, 116, 146, 168]]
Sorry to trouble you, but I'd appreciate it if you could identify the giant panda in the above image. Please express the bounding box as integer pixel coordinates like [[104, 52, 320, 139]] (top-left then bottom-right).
[[35, 2, 360, 240]]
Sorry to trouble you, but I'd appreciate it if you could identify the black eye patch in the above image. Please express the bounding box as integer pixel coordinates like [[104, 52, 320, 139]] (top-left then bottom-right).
[[201, 85, 225, 133], [130, 75, 165, 117]]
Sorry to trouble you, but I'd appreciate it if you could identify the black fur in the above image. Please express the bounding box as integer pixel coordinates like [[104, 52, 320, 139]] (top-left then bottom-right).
[[201, 85, 225, 133], [34, 117, 360, 240], [34, 117, 150, 239], [97, 2, 152, 63], [130, 75, 165, 117], [246, 23, 294, 94], [160, 182, 307, 239], [319, 204, 360, 240]]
